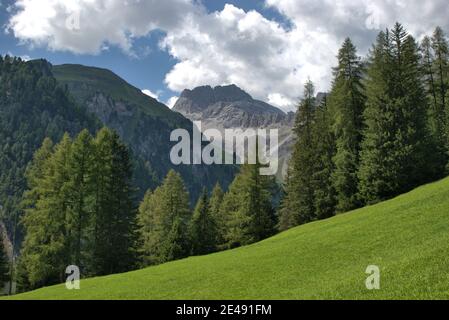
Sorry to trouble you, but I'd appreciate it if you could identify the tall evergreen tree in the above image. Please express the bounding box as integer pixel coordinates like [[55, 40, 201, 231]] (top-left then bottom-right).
[[67, 129, 94, 270], [432, 27, 449, 117], [431, 27, 449, 165], [420, 35, 448, 173], [91, 128, 137, 275], [136, 190, 157, 266], [137, 170, 191, 265], [222, 161, 277, 247], [279, 80, 317, 229], [329, 38, 366, 212], [189, 188, 217, 255], [209, 183, 225, 248], [312, 96, 337, 219], [420, 36, 439, 124], [359, 24, 433, 204], [20, 134, 72, 287]]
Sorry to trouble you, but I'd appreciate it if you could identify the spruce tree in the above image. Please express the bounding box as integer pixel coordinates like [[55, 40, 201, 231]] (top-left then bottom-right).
[[431, 27, 449, 166], [279, 80, 317, 229], [312, 96, 337, 219], [137, 170, 191, 265], [162, 216, 189, 262], [91, 128, 137, 275], [359, 24, 433, 204], [209, 183, 225, 248], [329, 38, 366, 212], [189, 188, 217, 255], [222, 161, 277, 248]]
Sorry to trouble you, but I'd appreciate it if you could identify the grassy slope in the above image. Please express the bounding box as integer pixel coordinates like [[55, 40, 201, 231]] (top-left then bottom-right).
[[7, 178, 449, 300]]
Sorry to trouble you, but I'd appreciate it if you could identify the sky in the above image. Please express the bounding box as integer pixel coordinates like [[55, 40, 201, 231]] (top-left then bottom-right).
[[1, 0, 449, 112]]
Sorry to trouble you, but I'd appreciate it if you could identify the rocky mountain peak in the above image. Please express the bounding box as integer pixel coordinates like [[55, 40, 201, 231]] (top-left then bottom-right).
[[175, 84, 286, 117], [178, 84, 254, 113]]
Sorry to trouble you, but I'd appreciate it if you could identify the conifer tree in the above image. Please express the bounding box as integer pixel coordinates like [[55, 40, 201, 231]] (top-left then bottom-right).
[[279, 80, 317, 229], [137, 190, 158, 266], [20, 133, 73, 287], [20, 129, 138, 287], [138, 170, 191, 265], [162, 216, 189, 262], [420, 35, 447, 173], [278, 171, 296, 231], [189, 188, 217, 255], [222, 161, 277, 247], [312, 96, 337, 219], [359, 24, 433, 203], [431, 27, 449, 165], [432, 27, 449, 117], [209, 183, 225, 248], [67, 129, 94, 269], [91, 128, 137, 275], [421, 36, 439, 121], [328, 38, 366, 212]]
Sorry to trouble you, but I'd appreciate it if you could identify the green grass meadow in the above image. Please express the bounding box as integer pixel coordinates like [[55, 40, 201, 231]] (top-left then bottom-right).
[[6, 177, 449, 300]]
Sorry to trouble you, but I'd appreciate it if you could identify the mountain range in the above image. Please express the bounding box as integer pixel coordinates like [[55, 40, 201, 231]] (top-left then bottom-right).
[[173, 84, 297, 178]]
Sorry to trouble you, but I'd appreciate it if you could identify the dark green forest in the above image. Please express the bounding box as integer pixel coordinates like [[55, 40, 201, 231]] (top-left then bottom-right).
[[0, 57, 99, 242], [280, 24, 449, 229], [1, 23, 449, 294]]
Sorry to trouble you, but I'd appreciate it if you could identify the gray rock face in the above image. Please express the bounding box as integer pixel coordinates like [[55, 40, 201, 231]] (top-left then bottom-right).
[[174, 84, 296, 179], [174, 85, 291, 128]]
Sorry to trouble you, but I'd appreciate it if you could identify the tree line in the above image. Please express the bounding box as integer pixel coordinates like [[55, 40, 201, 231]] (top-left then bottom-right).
[[280, 23, 449, 230], [137, 161, 278, 266], [16, 128, 278, 291]]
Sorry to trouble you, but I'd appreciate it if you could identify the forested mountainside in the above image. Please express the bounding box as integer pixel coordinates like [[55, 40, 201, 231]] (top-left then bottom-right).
[[52, 64, 236, 200], [0, 57, 236, 246], [0, 57, 99, 241]]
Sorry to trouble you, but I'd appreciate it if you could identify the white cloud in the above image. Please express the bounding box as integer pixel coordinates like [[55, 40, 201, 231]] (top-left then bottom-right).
[[7, 0, 449, 111], [7, 0, 198, 54], [166, 96, 179, 109], [268, 93, 296, 112], [142, 89, 159, 100], [162, 3, 337, 110]]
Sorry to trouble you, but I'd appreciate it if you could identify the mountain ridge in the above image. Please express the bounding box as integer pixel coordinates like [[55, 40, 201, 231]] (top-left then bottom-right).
[[174, 84, 289, 128], [174, 84, 296, 178]]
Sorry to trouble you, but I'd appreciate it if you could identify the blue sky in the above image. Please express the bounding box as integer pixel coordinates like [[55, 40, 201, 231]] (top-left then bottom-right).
[[1, 0, 448, 110], [0, 0, 290, 107]]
